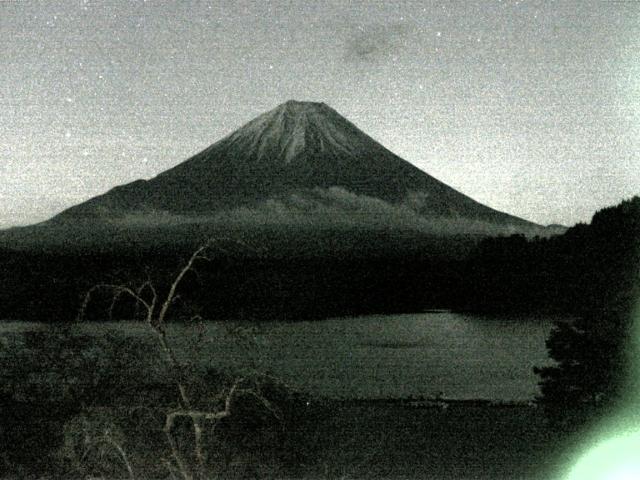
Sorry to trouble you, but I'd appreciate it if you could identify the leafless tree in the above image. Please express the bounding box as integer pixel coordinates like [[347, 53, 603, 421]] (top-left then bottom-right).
[[77, 240, 282, 480]]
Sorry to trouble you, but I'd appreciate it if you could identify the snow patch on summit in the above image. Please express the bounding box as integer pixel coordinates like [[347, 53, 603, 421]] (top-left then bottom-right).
[[223, 100, 360, 164]]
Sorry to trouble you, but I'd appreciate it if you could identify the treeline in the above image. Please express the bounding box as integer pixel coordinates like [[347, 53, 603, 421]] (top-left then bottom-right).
[[0, 198, 637, 323], [460, 197, 639, 428], [0, 231, 467, 322], [458, 196, 639, 316]]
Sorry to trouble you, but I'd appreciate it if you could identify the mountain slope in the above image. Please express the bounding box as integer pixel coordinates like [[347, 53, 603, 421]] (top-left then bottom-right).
[[49, 100, 535, 230]]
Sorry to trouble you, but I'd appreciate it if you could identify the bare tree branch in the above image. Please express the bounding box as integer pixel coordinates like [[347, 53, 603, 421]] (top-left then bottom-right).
[[95, 430, 136, 480], [76, 238, 281, 480], [156, 242, 210, 329], [77, 284, 152, 322]]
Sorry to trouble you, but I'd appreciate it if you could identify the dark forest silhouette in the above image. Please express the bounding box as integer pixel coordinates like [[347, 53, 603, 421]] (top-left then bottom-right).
[[533, 197, 639, 427], [0, 198, 637, 323]]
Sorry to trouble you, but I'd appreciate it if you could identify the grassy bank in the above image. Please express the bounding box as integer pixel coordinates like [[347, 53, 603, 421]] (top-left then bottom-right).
[[279, 400, 568, 480], [0, 324, 570, 478], [1, 399, 570, 479]]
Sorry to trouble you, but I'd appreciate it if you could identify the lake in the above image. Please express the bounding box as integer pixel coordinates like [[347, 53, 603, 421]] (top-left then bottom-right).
[[222, 311, 558, 400], [1, 311, 558, 401]]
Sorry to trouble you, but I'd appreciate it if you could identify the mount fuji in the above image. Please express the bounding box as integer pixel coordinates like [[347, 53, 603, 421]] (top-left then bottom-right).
[[46, 100, 537, 234], [0, 101, 556, 321]]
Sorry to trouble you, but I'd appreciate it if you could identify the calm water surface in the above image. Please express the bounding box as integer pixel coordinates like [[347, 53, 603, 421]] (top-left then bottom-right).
[[238, 312, 557, 400], [2, 312, 558, 400]]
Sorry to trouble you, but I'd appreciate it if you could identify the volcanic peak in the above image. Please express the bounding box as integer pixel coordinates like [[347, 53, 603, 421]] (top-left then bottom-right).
[[46, 99, 538, 231], [219, 99, 360, 164], [280, 99, 328, 111]]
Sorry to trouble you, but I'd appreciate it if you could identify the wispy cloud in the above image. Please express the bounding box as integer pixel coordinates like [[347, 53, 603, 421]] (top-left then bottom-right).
[[343, 23, 411, 63]]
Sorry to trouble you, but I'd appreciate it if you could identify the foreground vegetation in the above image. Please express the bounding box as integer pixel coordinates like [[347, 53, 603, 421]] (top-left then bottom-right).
[[0, 324, 567, 479]]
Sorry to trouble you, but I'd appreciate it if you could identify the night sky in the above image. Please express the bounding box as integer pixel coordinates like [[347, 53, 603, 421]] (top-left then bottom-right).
[[2, 0, 638, 227]]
